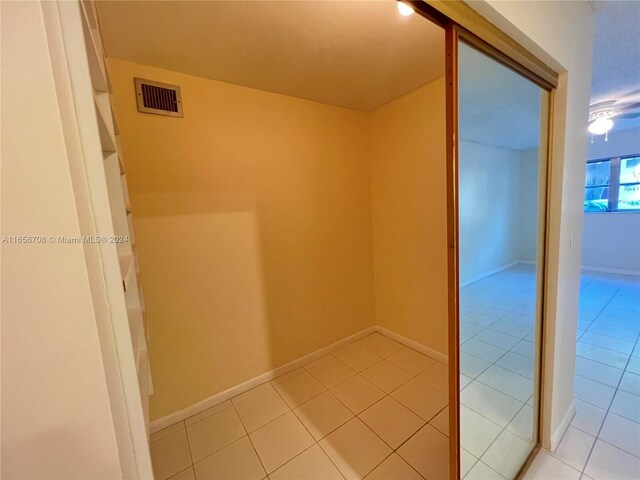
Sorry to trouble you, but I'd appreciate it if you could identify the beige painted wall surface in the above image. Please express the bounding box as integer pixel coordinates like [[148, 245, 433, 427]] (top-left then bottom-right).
[[1, 2, 122, 478], [370, 79, 449, 356], [107, 59, 377, 419]]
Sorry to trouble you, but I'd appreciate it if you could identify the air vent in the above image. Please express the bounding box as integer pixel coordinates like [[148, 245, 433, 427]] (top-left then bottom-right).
[[134, 78, 183, 117]]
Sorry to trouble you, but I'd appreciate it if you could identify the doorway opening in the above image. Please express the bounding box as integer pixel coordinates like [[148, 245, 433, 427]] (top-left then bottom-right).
[[97, 1, 451, 478]]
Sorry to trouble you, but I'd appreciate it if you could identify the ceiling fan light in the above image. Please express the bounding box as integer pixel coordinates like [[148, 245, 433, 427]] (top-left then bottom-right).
[[588, 117, 613, 135], [397, 2, 414, 16]]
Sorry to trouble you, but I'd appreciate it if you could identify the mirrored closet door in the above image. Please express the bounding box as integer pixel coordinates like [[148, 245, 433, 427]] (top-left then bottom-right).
[[456, 40, 550, 479]]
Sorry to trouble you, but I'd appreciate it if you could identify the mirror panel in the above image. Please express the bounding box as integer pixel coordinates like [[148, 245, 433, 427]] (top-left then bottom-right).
[[457, 40, 549, 479]]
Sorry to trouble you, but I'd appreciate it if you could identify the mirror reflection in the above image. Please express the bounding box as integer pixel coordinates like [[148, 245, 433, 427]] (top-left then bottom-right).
[[457, 41, 548, 479]]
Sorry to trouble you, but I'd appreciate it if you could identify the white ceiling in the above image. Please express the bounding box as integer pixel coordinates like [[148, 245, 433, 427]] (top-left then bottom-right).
[[96, 0, 445, 112], [591, 1, 640, 132], [458, 43, 542, 151], [100, 1, 637, 152]]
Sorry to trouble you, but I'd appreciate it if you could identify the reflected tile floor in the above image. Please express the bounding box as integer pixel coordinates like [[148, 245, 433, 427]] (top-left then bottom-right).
[[459, 264, 537, 479], [150, 332, 449, 480], [459, 265, 640, 480]]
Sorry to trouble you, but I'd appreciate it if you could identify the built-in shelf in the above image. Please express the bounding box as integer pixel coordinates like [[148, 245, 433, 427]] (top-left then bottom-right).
[[127, 306, 143, 352], [81, 13, 107, 92], [80, 0, 151, 440], [115, 136, 126, 173], [121, 175, 131, 211], [147, 363, 154, 396], [94, 93, 116, 153], [119, 253, 134, 292], [134, 252, 140, 273], [125, 273, 141, 309], [138, 346, 150, 433], [138, 280, 146, 312], [127, 213, 135, 244], [81, 0, 98, 28], [135, 321, 146, 372]]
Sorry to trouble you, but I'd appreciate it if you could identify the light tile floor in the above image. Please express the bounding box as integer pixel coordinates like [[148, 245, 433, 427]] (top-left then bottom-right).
[[150, 265, 639, 480], [150, 332, 449, 480], [459, 264, 640, 480], [564, 269, 640, 480]]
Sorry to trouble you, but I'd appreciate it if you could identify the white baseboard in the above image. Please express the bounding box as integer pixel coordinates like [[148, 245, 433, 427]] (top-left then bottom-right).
[[149, 324, 450, 433], [549, 400, 576, 451], [581, 265, 640, 276], [460, 260, 540, 288], [376, 326, 448, 365], [149, 325, 376, 433], [459, 261, 520, 288]]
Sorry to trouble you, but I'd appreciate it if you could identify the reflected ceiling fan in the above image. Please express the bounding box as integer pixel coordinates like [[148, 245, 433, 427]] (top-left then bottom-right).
[[588, 99, 640, 141]]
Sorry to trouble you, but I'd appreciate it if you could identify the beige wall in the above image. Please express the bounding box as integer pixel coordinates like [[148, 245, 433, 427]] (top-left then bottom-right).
[[1, 2, 122, 477], [107, 59, 379, 420], [108, 59, 451, 421], [370, 79, 449, 356]]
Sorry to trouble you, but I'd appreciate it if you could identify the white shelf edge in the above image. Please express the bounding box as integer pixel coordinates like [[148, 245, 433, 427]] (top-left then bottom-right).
[[94, 91, 116, 153], [115, 136, 126, 173], [127, 305, 143, 354], [80, 9, 107, 92], [121, 174, 131, 211], [119, 253, 134, 292], [127, 213, 135, 245], [80, 0, 98, 28]]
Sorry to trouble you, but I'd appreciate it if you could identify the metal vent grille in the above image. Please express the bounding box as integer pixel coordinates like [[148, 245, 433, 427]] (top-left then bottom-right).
[[134, 78, 183, 117]]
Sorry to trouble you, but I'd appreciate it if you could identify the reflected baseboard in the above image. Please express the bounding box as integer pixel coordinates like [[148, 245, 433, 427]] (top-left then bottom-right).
[[460, 260, 537, 288], [148, 325, 376, 433], [460, 261, 519, 288]]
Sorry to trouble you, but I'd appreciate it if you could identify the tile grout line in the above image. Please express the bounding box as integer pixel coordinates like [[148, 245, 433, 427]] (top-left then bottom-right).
[[578, 334, 638, 356], [277, 361, 367, 478], [575, 278, 639, 476], [578, 349, 637, 475], [575, 277, 635, 377], [269, 367, 349, 477], [167, 465, 193, 480], [288, 410, 348, 479], [256, 334, 442, 478], [278, 334, 441, 479], [237, 388, 280, 478], [471, 399, 536, 478], [357, 368, 447, 479]]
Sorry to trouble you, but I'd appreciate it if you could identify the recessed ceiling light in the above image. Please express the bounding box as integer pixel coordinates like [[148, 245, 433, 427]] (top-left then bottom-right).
[[397, 2, 414, 16]]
